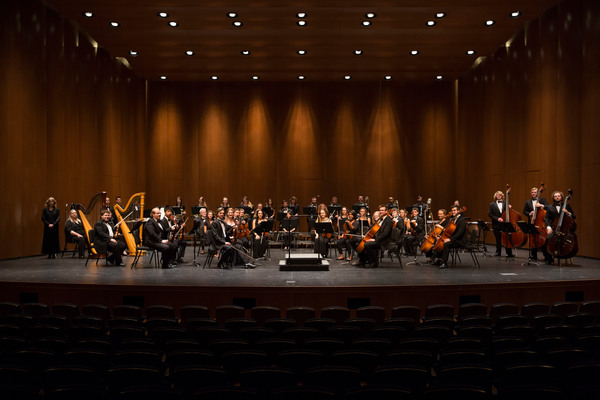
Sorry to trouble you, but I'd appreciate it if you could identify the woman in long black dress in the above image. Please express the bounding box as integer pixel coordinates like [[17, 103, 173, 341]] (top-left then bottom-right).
[[65, 209, 87, 258], [42, 197, 60, 258]]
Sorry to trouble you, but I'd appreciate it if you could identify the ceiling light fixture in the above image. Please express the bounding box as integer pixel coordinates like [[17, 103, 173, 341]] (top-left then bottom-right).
[[297, 50, 306, 55], [436, 75, 443, 80], [298, 75, 305, 80], [241, 50, 250, 55], [168, 21, 178, 27], [436, 12, 446, 18], [233, 21, 243, 27], [297, 20, 307, 26], [385, 76, 392, 80], [344, 75, 351, 80], [211, 76, 218, 80], [157, 12, 168, 18], [511, 11, 521, 18], [227, 12, 237, 18], [110, 21, 119, 27], [160, 76, 167, 80], [365, 12, 376, 19], [252, 76, 259, 80], [83, 12, 93, 18], [296, 12, 306, 18], [362, 21, 371, 27], [129, 50, 138, 56], [466, 50, 476, 55], [410, 50, 419, 55], [185, 50, 194, 56], [354, 50, 363, 55], [426, 20, 436, 26], [485, 20, 495, 26]]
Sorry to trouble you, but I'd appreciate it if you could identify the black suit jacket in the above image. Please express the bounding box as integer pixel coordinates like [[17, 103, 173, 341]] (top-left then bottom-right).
[[449, 215, 467, 247], [374, 216, 394, 246], [144, 218, 165, 246], [93, 220, 115, 253], [523, 198, 548, 222], [211, 219, 229, 246], [544, 203, 576, 228], [488, 201, 507, 229]]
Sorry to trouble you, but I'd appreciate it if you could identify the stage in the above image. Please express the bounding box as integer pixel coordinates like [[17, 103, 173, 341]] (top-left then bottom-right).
[[1, 248, 599, 313]]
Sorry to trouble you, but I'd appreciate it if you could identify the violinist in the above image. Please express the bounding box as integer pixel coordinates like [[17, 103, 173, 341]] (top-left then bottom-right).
[[175, 196, 186, 214], [544, 191, 576, 265], [488, 191, 514, 257], [239, 196, 254, 216], [94, 209, 128, 266], [523, 187, 549, 261], [352, 205, 393, 268], [162, 206, 187, 263], [234, 208, 251, 250], [252, 209, 269, 258], [403, 207, 425, 257], [281, 210, 297, 250], [219, 197, 231, 209], [265, 199, 275, 219], [312, 207, 332, 258], [195, 196, 208, 211], [289, 196, 300, 215], [433, 205, 467, 269], [337, 209, 358, 261], [357, 207, 372, 236], [190, 208, 208, 254], [145, 207, 178, 269], [211, 207, 236, 269]]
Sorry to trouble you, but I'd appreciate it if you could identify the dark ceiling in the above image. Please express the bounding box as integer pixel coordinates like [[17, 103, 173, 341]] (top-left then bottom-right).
[[43, 0, 559, 82]]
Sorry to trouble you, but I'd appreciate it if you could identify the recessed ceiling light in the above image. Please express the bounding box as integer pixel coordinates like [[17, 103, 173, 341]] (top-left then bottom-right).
[[436, 75, 443, 80], [233, 21, 243, 27], [296, 12, 306, 18], [241, 50, 250, 55], [410, 50, 420, 56], [362, 21, 371, 27], [385, 75, 392, 80], [365, 12, 376, 19], [426, 20, 436, 26], [227, 12, 237, 18], [298, 75, 305, 80], [252, 76, 259, 80], [297, 50, 306, 55], [185, 50, 194, 56], [485, 20, 495, 26], [83, 12, 93, 18], [110, 21, 119, 27], [436, 12, 446, 18], [344, 75, 351, 80], [354, 50, 363, 55], [211, 76, 218, 80], [297, 20, 307, 26], [168, 21, 178, 27], [466, 50, 476, 55], [160, 76, 167, 80], [511, 11, 521, 18], [129, 50, 138, 56], [157, 12, 168, 18]]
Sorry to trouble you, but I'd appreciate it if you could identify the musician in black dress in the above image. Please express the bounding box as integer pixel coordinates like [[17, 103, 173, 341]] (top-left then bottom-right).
[[434, 205, 467, 269], [488, 191, 514, 257], [252, 209, 269, 258], [353, 205, 393, 268], [544, 191, 576, 265], [289, 196, 300, 215], [65, 209, 86, 258], [312, 207, 332, 258], [144, 207, 177, 269], [523, 187, 549, 261], [161, 206, 187, 263], [403, 207, 425, 257], [42, 197, 60, 259], [281, 210, 296, 250], [337, 209, 358, 261], [94, 209, 127, 266]]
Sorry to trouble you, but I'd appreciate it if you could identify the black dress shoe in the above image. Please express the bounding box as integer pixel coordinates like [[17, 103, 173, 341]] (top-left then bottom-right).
[[177, 258, 186, 264], [494, 252, 501, 257], [162, 264, 175, 269], [244, 263, 256, 269], [118, 263, 125, 267], [106, 257, 115, 265], [438, 263, 448, 269], [433, 259, 442, 266], [506, 254, 515, 258]]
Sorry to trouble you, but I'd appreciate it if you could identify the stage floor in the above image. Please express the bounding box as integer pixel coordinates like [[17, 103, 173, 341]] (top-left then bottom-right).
[[1, 248, 599, 311]]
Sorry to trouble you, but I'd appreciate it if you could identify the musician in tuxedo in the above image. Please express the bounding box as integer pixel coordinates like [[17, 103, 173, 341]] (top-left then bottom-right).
[[433, 205, 467, 269], [352, 205, 393, 268], [544, 191, 576, 265], [144, 207, 178, 269], [403, 207, 425, 257], [161, 206, 187, 263], [211, 207, 236, 269], [94, 209, 128, 266], [522, 187, 549, 260], [488, 191, 514, 257]]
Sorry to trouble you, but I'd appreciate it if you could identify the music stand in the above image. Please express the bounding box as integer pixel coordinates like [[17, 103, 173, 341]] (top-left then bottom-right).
[[263, 207, 274, 219], [314, 222, 334, 259], [517, 221, 540, 266], [241, 206, 253, 216], [304, 206, 317, 230], [172, 206, 181, 215], [499, 222, 517, 261], [476, 220, 490, 256], [328, 205, 342, 216], [358, 219, 370, 236], [143, 209, 151, 219]]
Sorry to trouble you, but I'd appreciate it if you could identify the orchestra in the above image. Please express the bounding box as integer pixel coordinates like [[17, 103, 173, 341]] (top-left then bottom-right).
[[50, 186, 577, 269]]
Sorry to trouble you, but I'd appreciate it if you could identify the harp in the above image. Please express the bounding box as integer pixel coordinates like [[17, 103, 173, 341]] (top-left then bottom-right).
[[72, 192, 107, 255], [114, 192, 145, 255]]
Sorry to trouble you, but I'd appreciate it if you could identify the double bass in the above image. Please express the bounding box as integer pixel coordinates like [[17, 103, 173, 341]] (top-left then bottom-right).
[[501, 184, 527, 249], [546, 189, 578, 259], [529, 182, 547, 249]]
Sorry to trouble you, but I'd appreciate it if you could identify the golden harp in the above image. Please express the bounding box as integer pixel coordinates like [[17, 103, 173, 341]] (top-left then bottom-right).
[[114, 192, 145, 255], [72, 192, 107, 255]]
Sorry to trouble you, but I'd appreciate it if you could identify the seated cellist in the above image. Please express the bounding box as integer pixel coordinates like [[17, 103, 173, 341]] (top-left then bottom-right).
[[352, 205, 393, 268], [432, 205, 467, 269]]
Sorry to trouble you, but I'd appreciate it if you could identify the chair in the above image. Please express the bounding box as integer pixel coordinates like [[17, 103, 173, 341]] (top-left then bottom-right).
[[457, 303, 487, 322], [490, 303, 520, 324], [112, 350, 164, 369], [580, 300, 600, 317], [520, 302, 549, 321], [131, 222, 159, 269], [383, 349, 434, 369], [281, 327, 319, 344], [113, 305, 143, 320], [118, 386, 182, 400], [345, 386, 412, 400], [106, 365, 164, 393], [320, 306, 350, 325], [530, 313, 563, 330], [250, 306, 280, 326], [423, 385, 490, 400], [146, 305, 176, 319], [390, 305, 421, 325], [21, 302, 50, 317], [221, 350, 270, 376], [304, 318, 337, 332], [166, 350, 218, 369], [190, 386, 258, 400], [180, 305, 210, 325], [169, 366, 227, 394], [52, 303, 80, 319], [379, 227, 403, 268], [550, 301, 579, 317], [45, 384, 107, 400], [255, 338, 297, 359], [356, 306, 386, 325], [238, 367, 297, 395], [330, 350, 378, 374], [41, 366, 100, 392], [84, 230, 108, 267], [0, 301, 22, 316], [81, 304, 110, 322], [275, 349, 324, 376], [498, 363, 559, 389], [285, 307, 316, 326], [62, 349, 110, 374], [202, 230, 221, 269], [450, 229, 481, 268], [424, 304, 455, 320], [264, 318, 297, 333], [371, 365, 429, 394], [303, 366, 362, 395], [224, 318, 258, 332], [351, 338, 392, 356], [304, 338, 345, 356], [497, 384, 563, 400], [270, 386, 336, 400], [344, 318, 376, 332], [325, 325, 362, 344], [435, 364, 493, 391], [215, 305, 245, 325]]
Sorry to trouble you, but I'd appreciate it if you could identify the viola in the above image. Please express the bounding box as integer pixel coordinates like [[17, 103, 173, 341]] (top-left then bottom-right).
[[546, 189, 578, 259], [530, 182, 548, 249], [501, 184, 527, 249]]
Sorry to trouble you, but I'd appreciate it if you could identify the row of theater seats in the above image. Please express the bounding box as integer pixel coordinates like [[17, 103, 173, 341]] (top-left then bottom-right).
[[1, 301, 600, 399]]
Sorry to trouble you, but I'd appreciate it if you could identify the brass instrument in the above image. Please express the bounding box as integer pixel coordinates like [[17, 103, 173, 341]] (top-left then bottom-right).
[[114, 192, 145, 255], [72, 192, 107, 255]]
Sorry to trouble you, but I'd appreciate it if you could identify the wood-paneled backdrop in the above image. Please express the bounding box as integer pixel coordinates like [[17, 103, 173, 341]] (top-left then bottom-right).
[[1, 0, 598, 259]]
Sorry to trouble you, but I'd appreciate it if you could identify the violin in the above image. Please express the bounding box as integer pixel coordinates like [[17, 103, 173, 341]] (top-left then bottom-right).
[[170, 217, 189, 242], [500, 184, 527, 249], [546, 189, 578, 259], [530, 182, 548, 249], [234, 219, 251, 242], [432, 207, 466, 252]]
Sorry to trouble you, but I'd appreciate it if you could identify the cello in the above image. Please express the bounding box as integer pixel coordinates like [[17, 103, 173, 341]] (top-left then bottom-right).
[[356, 212, 386, 253], [432, 207, 466, 253], [546, 189, 578, 259], [501, 184, 527, 249], [529, 182, 547, 249], [421, 210, 452, 253]]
